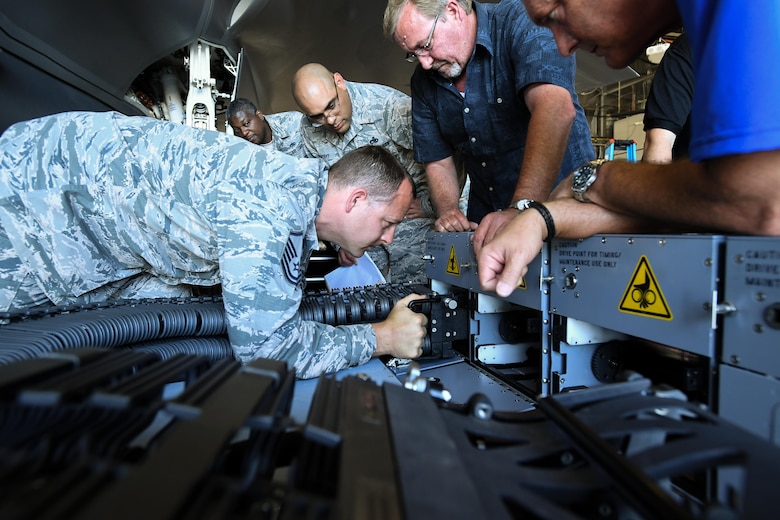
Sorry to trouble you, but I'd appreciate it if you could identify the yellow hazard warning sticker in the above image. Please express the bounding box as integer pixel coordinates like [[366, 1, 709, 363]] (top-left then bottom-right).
[[518, 278, 527, 290], [446, 245, 460, 276], [618, 255, 673, 320]]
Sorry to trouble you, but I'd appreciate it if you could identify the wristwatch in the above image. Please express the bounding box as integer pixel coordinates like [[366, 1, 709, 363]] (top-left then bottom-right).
[[507, 198, 535, 211], [571, 159, 606, 202]]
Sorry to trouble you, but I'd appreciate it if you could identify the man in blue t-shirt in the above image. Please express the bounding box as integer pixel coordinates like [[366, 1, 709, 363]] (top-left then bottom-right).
[[477, 0, 780, 298]]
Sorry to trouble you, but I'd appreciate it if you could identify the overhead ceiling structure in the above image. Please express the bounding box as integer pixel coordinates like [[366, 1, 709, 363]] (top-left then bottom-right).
[[0, 0, 239, 131]]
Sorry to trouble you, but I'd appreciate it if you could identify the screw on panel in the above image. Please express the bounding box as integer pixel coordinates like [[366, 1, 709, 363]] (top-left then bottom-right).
[[712, 302, 736, 315], [468, 393, 494, 420], [598, 502, 614, 517], [762, 302, 780, 329], [735, 254, 744, 264], [560, 451, 575, 465]]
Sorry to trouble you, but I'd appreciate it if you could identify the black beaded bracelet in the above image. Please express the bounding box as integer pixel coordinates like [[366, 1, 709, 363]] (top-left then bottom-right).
[[526, 200, 556, 242]]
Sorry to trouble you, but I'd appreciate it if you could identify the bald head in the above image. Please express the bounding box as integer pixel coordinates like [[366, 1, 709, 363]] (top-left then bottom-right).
[[291, 62, 353, 134], [291, 63, 334, 105]]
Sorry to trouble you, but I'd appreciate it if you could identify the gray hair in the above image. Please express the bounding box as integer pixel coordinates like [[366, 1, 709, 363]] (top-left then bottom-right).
[[383, 0, 472, 39]]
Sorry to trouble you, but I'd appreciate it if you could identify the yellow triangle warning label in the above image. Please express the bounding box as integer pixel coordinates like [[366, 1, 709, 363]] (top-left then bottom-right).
[[446, 245, 460, 276], [618, 255, 673, 320], [518, 278, 527, 290]]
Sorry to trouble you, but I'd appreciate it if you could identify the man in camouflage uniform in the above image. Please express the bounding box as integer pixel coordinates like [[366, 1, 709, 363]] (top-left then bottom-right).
[[291, 63, 434, 284], [226, 98, 306, 158], [227, 98, 346, 279], [0, 111, 427, 379]]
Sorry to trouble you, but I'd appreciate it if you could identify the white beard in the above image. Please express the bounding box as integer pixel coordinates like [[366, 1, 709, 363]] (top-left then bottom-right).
[[437, 61, 462, 79]]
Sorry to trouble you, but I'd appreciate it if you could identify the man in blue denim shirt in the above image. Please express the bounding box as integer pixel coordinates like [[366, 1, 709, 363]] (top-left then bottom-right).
[[383, 0, 594, 250]]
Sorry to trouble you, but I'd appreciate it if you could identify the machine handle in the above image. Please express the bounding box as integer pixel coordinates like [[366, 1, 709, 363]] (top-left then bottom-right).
[[408, 295, 441, 312]]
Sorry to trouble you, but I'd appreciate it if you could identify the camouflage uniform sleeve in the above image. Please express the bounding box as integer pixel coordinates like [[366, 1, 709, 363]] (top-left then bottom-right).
[[214, 161, 377, 379], [266, 111, 307, 159], [300, 122, 324, 163], [382, 89, 436, 217]]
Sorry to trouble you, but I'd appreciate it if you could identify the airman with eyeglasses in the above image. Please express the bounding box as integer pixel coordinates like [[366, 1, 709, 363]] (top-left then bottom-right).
[[304, 82, 341, 128], [291, 62, 437, 285], [292, 67, 352, 134]]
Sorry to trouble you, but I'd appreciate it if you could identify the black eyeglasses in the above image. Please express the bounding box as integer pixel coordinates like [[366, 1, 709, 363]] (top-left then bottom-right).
[[405, 14, 440, 63], [307, 81, 341, 127]]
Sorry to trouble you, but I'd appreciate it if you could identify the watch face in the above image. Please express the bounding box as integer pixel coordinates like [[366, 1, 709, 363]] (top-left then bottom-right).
[[572, 161, 602, 202], [573, 164, 595, 191]]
